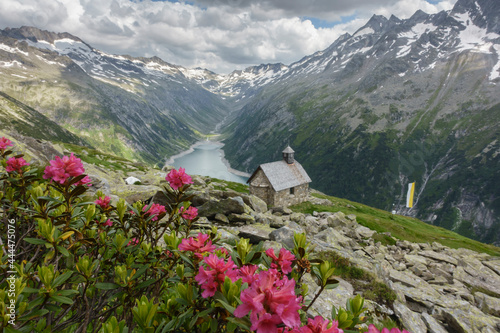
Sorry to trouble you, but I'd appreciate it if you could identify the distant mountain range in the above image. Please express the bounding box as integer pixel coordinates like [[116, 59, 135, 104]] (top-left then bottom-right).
[[0, 0, 499, 244]]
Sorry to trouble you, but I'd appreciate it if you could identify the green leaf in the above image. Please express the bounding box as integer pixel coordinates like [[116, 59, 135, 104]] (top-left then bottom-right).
[[4, 326, 23, 333], [69, 185, 87, 199], [21, 308, 49, 320], [52, 271, 73, 288], [325, 282, 340, 290], [178, 252, 193, 267], [95, 282, 120, 290], [69, 174, 87, 186], [130, 265, 148, 281], [57, 289, 80, 296], [188, 313, 199, 329], [136, 279, 157, 289], [50, 295, 74, 305], [45, 304, 62, 312], [56, 245, 70, 257], [21, 287, 39, 294], [36, 196, 62, 203], [24, 238, 48, 245], [27, 296, 45, 310], [215, 298, 235, 314], [226, 317, 251, 331]]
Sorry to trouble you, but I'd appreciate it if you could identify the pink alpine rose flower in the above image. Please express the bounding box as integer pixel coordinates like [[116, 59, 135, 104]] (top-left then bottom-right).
[[178, 233, 216, 259], [265, 248, 295, 274], [43, 153, 85, 184], [76, 175, 92, 187], [6, 157, 29, 173], [195, 253, 240, 298], [180, 206, 198, 220], [102, 219, 113, 227], [252, 312, 283, 333], [364, 325, 410, 333], [234, 268, 302, 332], [0, 137, 13, 150], [298, 316, 344, 333], [95, 196, 111, 209], [142, 203, 166, 221], [239, 264, 259, 284], [128, 238, 139, 246], [165, 167, 193, 190]]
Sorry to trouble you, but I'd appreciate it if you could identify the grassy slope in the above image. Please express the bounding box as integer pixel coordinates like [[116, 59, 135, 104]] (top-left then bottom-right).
[[196, 176, 500, 256], [291, 192, 500, 256]]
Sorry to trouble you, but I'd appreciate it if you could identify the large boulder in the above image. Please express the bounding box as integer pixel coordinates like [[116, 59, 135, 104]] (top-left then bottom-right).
[[326, 212, 351, 228], [315, 228, 355, 250], [150, 190, 168, 205], [475, 292, 500, 317], [269, 223, 304, 249], [438, 300, 500, 333], [191, 190, 211, 206], [393, 301, 427, 333], [302, 273, 354, 318], [111, 184, 162, 204], [198, 196, 251, 218], [238, 224, 274, 244], [247, 195, 268, 213], [228, 213, 255, 224], [421, 312, 448, 333]]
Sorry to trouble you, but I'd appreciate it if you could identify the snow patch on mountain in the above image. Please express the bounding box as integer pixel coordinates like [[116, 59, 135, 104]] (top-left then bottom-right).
[[0, 60, 25, 69], [0, 43, 28, 56], [490, 45, 500, 81], [353, 27, 375, 38], [454, 12, 500, 54]]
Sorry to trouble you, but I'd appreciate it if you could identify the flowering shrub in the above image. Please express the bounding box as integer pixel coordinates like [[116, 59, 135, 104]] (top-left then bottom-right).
[[165, 166, 193, 189], [5, 157, 29, 173], [43, 152, 85, 184], [0, 137, 408, 333]]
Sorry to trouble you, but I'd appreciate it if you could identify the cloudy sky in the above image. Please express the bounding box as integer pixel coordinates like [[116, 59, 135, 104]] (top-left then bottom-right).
[[0, 0, 457, 73]]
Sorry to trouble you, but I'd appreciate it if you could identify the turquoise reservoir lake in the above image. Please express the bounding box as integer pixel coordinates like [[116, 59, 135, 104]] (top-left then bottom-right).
[[168, 142, 249, 184]]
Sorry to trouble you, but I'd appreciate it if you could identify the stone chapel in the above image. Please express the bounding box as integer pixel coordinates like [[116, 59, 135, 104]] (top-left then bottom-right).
[[247, 146, 311, 207]]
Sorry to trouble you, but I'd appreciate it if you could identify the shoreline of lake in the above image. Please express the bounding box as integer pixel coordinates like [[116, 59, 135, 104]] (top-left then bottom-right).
[[164, 140, 251, 180]]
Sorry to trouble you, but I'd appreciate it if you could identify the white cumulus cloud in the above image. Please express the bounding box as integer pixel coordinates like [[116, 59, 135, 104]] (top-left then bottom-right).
[[0, 0, 457, 73]]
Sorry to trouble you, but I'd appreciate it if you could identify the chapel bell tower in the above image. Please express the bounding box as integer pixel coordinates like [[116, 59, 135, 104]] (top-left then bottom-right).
[[282, 146, 295, 164]]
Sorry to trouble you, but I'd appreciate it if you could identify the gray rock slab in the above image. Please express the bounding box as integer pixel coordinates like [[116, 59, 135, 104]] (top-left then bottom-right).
[[419, 250, 458, 266], [475, 292, 500, 317], [388, 269, 425, 288], [315, 228, 354, 250], [454, 266, 500, 296], [269, 226, 296, 249], [483, 260, 500, 277], [237, 224, 273, 244], [421, 312, 448, 333], [439, 301, 500, 333], [393, 301, 427, 333], [303, 273, 354, 318], [247, 195, 268, 213]]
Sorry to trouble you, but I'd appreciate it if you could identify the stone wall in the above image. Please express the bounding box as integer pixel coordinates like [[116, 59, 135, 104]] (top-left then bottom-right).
[[249, 170, 310, 207], [273, 183, 309, 207], [249, 169, 273, 205]]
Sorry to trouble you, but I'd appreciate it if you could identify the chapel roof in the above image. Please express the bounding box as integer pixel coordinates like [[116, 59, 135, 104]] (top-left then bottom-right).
[[248, 159, 311, 192]]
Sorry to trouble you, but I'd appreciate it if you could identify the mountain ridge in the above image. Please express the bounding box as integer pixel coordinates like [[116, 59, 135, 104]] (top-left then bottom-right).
[[0, 0, 499, 245], [221, 0, 500, 245]]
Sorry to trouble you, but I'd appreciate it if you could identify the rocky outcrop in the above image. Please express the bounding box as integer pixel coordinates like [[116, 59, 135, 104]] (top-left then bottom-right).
[[184, 184, 500, 332], [84, 170, 500, 332]]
